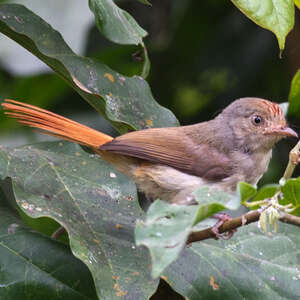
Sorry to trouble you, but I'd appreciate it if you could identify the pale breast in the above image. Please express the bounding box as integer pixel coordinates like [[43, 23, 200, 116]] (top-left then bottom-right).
[[231, 149, 273, 186]]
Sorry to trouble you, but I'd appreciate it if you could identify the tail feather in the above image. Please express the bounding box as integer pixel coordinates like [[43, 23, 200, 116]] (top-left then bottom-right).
[[2, 99, 113, 148]]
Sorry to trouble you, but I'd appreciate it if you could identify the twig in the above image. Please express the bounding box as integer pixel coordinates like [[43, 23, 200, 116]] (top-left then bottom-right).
[[280, 213, 300, 226], [282, 140, 300, 182], [186, 211, 300, 244], [187, 210, 260, 244]]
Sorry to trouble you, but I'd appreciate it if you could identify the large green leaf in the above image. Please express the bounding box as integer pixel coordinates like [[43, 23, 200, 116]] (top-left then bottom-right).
[[164, 222, 300, 299], [89, 0, 147, 45], [0, 188, 98, 300], [288, 69, 300, 117], [231, 0, 295, 50], [135, 188, 240, 278], [135, 201, 199, 278], [0, 141, 158, 300], [0, 4, 178, 133]]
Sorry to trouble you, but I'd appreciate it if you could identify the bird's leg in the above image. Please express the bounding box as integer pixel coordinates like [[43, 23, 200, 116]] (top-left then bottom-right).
[[211, 213, 237, 239]]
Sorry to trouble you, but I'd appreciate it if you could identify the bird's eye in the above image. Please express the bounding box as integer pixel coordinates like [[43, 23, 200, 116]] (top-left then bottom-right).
[[251, 115, 264, 126]]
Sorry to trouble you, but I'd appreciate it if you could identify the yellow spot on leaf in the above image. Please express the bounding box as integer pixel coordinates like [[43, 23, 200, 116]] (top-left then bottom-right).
[[146, 119, 153, 127], [75, 152, 81, 156], [112, 275, 119, 280], [210, 276, 219, 291], [114, 283, 128, 297], [82, 161, 87, 166], [93, 239, 100, 244], [108, 92, 113, 97], [104, 73, 115, 82], [115, 224, 123, 229]]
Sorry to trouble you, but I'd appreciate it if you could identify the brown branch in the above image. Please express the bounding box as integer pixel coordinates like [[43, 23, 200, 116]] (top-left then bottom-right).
[[187, 211, 300, 244], [280, 213, 300, 226]]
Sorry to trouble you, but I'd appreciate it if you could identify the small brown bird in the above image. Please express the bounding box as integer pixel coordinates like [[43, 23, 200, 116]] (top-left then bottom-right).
[[2, 98, 298, 205]]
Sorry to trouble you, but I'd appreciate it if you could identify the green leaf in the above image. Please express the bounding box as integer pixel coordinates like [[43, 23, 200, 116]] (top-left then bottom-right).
[[253, 184, 278, 201], [89, 0, 147, 45], [237, 182, 257, 203], [231, 0, 295, 50], [295, 0, 300, 10], [0, 4, 178, 133], [193, 186, 240, 224], [135, 200, 199, 278], [164, 223, 300, 299], [0, 188, 98, 300], [288, 69, 300, 117], [135, 187, 240, 278], [280, 178, 300, 210], [0, 142, 159, 300]]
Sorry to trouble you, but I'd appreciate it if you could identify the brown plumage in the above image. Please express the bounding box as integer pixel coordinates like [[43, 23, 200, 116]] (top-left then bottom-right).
[[2, 98, 297, 203], [2, 99, 112, 148]]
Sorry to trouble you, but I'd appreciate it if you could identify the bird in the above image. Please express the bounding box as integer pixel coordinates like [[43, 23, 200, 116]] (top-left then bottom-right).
[[1, 97, 298, 206]]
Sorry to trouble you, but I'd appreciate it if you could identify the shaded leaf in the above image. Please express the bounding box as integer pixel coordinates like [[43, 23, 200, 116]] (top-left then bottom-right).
[[0, 188, 98, 300], [288, 69, 300, 117], [0, 4, 178, 133], [135, 188, 240, 278], [0, 141, 158, 300], [232, 0, 295, 50], [164, 222, 300, 299], [18, 209, 69, 244], [89, 0, 147, 45]]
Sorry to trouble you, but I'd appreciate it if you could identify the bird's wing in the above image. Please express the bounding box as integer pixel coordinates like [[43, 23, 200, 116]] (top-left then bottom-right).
[[100, 127, 233, 180]]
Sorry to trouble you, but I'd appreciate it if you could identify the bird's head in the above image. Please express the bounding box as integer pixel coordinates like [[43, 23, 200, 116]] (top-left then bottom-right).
[[218, 97, 298, 152]]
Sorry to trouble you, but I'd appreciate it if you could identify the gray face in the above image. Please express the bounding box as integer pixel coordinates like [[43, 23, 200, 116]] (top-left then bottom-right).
[[218, 98, 289, 152]]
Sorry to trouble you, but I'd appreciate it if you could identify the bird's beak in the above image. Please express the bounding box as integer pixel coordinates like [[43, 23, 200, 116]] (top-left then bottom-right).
[[264, 126, 298, 138]]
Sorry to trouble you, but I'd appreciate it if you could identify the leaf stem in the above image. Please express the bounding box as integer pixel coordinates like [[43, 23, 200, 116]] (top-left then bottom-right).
[[281, 140, 300, 182]]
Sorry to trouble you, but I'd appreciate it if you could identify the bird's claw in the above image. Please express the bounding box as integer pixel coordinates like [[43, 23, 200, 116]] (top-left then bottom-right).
[[211, 213, 236, 240]]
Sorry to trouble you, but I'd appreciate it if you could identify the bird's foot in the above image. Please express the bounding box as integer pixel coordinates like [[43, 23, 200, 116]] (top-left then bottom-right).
[[211, 213, 236, 240]]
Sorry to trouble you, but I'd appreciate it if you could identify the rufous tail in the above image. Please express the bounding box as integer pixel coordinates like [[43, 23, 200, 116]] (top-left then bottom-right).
[[1, 99, 113, 148]]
